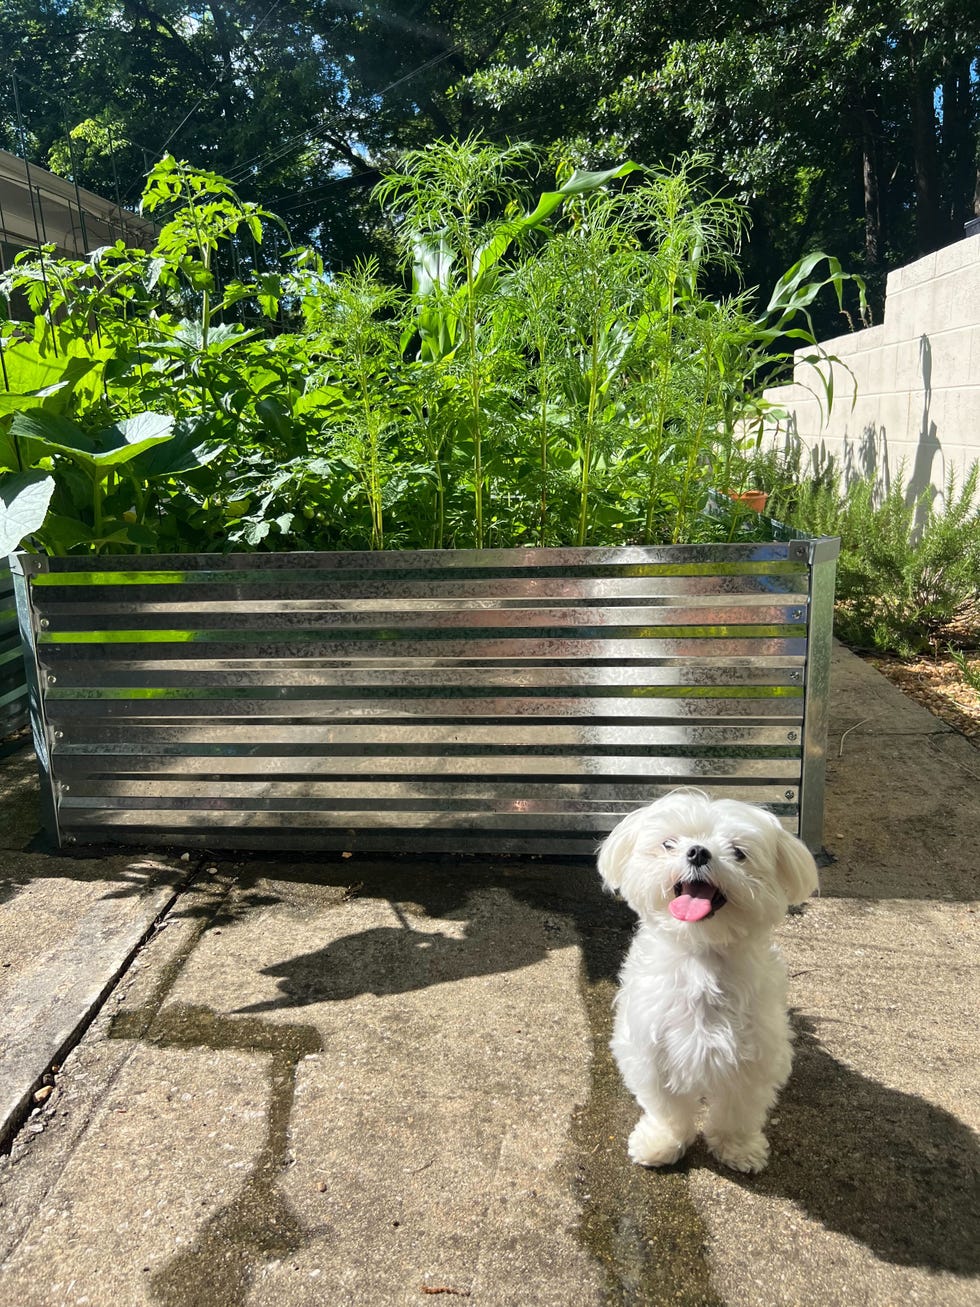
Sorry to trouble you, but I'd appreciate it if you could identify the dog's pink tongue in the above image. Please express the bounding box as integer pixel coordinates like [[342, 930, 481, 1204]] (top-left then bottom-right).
[[669, 885, 715, 922]]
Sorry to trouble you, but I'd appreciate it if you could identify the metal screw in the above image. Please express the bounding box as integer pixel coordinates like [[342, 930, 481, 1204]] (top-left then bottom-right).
[[39, 618, 49, 629], [54, 731, 63, 740], [787, 731, 798, 741], [785, 790, 796, 801], [791, 609, 804, 621], [61, 784, 70, 793], [791, 671, 802, 682]]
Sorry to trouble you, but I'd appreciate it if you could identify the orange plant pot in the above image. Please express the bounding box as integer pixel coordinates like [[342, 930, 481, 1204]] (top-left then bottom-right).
[[728, 490, 769, 514]]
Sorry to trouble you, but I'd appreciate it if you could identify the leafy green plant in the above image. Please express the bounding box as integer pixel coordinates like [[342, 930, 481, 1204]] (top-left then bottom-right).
[[0, 141, 864, 557], [0, 408, 204, 554], [947, 646, 980, 695], [782, 462, 980, 656], [297, 261, 406, 550], [373, 139, 639, 547], [0, 159, 296, 554]]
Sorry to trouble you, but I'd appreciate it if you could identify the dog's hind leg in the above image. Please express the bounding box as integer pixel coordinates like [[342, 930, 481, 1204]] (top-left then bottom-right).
[[702, 1074, 781, 1173]]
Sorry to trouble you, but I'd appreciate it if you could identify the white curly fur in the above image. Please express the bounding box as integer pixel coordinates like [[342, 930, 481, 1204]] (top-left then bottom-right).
[[598, 790, 818, 1173]]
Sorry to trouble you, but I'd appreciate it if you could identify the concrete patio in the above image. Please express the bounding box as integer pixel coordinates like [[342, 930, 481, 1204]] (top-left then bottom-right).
[[0, 642, 977, 1306]]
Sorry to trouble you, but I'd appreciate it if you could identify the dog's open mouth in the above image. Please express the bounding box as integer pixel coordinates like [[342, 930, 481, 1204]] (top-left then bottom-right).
[[669, 878, 727, 922]]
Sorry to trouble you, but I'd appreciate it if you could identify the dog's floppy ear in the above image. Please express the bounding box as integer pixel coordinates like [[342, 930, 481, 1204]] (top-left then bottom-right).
[[597, 805, 649, 891], [774, 826, 819, 905]]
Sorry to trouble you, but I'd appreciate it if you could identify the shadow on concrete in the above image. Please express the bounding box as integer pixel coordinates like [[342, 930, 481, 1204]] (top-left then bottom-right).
[[191, 859, 621, 1012], [698, 1013, 980, 1276], [909, 333, 941, 517], [103, 858, 978, 1300], [106, 861, 636, 1307], [139, 1005, 323, 1307], [110, 1001, 324, 1303]]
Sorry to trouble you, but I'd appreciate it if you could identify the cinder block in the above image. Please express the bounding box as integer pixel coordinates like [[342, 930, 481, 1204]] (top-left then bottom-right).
[[921, 327, 976, 391], [766, 242, 980, 504], [927, 385, 980, 448], [891, 338, 927, 394], [795, 326, 874, 363], [928, 265, 980, 334], [881, 285, 927, 344], [860, 391, 914, 454], [932, 231, 980, 279], [864, 342, 901, 397], [886, 249, 938, 295]]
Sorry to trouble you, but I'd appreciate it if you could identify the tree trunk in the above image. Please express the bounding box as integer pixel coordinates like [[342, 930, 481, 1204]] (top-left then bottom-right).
[[907, 33, 945, 253], [861, 101, 883, 266], [941, 54, 977, 230]]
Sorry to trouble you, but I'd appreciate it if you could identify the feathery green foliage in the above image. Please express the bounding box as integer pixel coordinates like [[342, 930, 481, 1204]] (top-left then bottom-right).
[[0, 142, 862, 556], [783, 462, 980, 656]]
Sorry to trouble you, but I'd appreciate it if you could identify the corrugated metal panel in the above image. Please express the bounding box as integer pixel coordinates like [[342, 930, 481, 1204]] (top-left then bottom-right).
[[0, 558, 28, 736], [12, 543, 838, 854], [0, 147, 157, 257]]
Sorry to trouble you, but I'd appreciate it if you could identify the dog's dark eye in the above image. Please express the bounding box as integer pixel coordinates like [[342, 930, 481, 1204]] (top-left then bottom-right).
[[663, 839, 677, 851], [732, 847, 747, 862]]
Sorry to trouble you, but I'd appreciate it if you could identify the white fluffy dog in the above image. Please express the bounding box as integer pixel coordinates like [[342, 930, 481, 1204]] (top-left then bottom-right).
[[598, 790, 818, 1174]]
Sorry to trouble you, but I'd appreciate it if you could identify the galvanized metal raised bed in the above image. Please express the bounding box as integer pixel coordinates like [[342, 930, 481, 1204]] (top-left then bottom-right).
[[11, 540, 839, 854], [1, 557, 29, 736]]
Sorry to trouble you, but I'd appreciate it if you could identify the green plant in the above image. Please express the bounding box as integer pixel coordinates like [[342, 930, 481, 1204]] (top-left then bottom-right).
[[373, 139, 639, 547], [782, 462, 980, 656], [0, 141, 865, 557], [2, 409, 182, 553], [297, 260, 406, 550], [947, 646, 980, 694], [0, 159, 294, 554], [524, 187, 643, 545]]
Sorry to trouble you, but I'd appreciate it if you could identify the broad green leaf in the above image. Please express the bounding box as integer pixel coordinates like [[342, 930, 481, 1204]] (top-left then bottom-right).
[[519, 162, 641, 232], [10, 410, 95, 455], [412, 235, 456, 296], [217, 281, 253, 312], [94, 519, 160, 548], [33, 511, 93, 552], [93, 413, 177, 467], [256, 272, 282, 318], [0, 471, 55, 553], [255, 397, 295, 445], [0, 386, 69, 417], [140, 320, 261, 355], [294, 386, 346, 415], [0, 342, 96, 399], [11, 410, 176, 471], [126, 419, 218, 479], [472, 228, 514, 287]]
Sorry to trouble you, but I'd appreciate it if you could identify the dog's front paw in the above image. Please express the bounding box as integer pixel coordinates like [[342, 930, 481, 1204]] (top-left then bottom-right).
[[704, 1130, 770, 1174], [627, 1114, 693, 1168]]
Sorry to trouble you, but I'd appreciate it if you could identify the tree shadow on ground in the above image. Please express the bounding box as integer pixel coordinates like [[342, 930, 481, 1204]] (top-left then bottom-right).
[[690, 1013, 980, 1275], [212, 856, 620, 1013], [113, 854, 979, 1286], [111, 1003, 323, 1307]]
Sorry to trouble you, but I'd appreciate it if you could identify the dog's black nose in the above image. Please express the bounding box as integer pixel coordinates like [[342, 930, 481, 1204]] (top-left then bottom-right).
[[686, 845, 711, 867]]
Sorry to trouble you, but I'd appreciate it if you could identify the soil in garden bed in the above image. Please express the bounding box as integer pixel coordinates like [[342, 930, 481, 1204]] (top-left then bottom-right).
[[854, 603, 980, 744]]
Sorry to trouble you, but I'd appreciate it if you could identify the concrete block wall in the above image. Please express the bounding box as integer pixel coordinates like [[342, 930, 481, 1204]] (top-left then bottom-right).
[[764, 231, 980, 507]]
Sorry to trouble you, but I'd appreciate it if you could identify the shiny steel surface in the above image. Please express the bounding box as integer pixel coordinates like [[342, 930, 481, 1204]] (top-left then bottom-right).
[[13, 543, 839, 854]]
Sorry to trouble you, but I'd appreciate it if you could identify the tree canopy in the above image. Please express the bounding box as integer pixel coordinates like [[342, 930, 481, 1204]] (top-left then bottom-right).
[[1, 0, 978, 315], [468, 0, 980, 316]]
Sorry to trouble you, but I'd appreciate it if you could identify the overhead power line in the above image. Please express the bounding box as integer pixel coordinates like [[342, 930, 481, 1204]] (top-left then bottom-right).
[[223, 0, 538, 204]]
